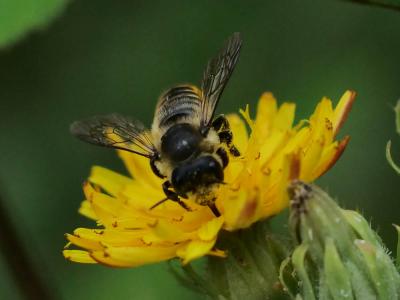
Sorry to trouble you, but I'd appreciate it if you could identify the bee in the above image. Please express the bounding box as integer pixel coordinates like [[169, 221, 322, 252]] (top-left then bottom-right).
[[70, 33, 242, 216]]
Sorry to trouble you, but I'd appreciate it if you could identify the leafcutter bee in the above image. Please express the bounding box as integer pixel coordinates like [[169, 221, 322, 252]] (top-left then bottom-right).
[[71, 33, 242, 216]]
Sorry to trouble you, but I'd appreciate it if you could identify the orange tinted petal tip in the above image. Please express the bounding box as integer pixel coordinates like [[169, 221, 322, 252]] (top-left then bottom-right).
[[333, 90, 356, 136], [319, 135, 350, 177], [289, 152, 301, 180], [259, 91, 276, 103]]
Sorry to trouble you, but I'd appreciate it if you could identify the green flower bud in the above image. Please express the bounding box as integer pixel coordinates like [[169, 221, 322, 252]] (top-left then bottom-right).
[[283, 180, 400, 300], [170, 221, 291, 300]]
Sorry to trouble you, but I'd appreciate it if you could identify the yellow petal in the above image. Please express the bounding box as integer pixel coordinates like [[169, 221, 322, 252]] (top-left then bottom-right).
[[89, 166, 132, 196], [83, 182, 153, 229], [78, 200, 97, 220], [72, 228, 146, 247], [173, 208, 214, 232], [121, 180, 170, 210], [63, 250, 97, 264], [309, 97, 334, 143], [197, 216, 224, 241], [259, 130, 290, 167], [311, 136, 350, 179], [177, 240, 217, 264], [144, 219, 194, 243], [222, 190, 260, 230], [255, 92, 277, 139], [66, 233, 103, 251], [299, 138, 324, 182], [227, 113, 248, 154], [273, 102, 295, 132], [91, 244, 181, 267], [281, 127, 310, 155], [261, 154, 292, 218], [118, 150, 162, 190]]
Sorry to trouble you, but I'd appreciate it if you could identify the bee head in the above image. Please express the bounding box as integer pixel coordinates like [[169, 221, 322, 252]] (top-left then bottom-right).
[[171, 155, 224, 198]]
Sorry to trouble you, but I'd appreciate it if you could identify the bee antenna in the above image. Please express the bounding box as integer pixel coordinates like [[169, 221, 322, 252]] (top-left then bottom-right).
[[149, 198, 169, 210]]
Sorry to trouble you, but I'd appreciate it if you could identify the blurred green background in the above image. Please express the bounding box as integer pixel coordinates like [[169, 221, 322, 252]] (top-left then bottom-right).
[[0, 0, 399, 299]]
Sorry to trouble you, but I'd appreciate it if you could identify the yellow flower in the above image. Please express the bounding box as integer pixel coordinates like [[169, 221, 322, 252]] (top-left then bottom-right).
[[63, 90, 355, 267]]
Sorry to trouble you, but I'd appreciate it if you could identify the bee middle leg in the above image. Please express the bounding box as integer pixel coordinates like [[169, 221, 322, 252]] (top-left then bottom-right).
[[218, 130, 241, 157], [149, 181, 192, 211], [211, 115, 230, 132]]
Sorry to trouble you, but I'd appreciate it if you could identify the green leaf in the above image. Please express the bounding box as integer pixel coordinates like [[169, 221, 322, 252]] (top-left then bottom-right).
[[342, 0, 400, 12], [0, 0, 70, 48], [386, 141, 400, 174], [394, 100, 400, 135]]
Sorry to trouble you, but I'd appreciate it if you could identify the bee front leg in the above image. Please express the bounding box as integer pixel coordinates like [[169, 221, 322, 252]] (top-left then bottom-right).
[[150, 155, 166, 179], [212, 115, 241, 157], [160, 181, 192, 211]]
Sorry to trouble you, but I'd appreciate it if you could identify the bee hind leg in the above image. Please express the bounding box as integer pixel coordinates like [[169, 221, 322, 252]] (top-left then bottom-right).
[[150, 181, 192, 211]]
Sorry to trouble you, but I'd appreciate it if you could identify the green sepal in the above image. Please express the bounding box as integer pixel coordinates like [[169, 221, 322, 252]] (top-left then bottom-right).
[[167, 260, 217, 297], [279, 257, 297, 299], [342, 209, 382, 247], [291, 244, 316, 300], [288, 181, 400, 299], [324, 238, 354, 300], [355, 239, 400, 299]]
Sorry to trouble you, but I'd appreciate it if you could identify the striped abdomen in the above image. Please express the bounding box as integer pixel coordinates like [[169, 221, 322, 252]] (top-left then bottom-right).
[[153, 85, 203, 132]]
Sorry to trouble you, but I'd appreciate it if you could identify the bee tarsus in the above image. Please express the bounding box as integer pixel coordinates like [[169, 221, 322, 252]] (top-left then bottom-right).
[[208, 203, 221, 217]]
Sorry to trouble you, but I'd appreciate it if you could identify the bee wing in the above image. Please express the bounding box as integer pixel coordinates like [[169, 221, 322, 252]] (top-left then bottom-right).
[[70, 113, 157, 158], [200, 33, 242, 128]]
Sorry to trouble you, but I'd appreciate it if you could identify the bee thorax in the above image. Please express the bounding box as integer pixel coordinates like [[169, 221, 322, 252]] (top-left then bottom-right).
[[161, 123, 202, 162]]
